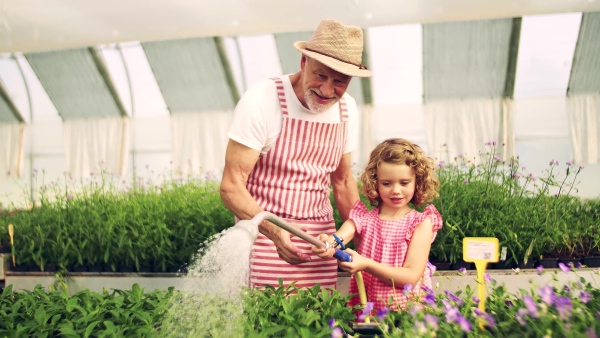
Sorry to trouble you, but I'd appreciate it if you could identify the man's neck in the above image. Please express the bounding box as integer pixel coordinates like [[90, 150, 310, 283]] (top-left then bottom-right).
[[288, 71, 308, 109]]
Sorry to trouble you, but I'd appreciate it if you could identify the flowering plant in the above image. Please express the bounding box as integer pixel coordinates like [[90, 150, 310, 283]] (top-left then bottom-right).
[[431, 142, 599, 266], [352, 264, 600, 337]]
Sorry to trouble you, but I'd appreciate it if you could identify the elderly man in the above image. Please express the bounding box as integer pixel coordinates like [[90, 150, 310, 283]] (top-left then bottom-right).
[[220, 19, 372, 289]]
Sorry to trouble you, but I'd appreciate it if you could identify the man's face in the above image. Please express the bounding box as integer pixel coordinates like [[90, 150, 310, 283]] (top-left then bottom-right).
[[301, 57, 352, 114]]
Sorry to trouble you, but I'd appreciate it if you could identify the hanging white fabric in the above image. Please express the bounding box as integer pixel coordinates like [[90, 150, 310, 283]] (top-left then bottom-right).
[[567, 93, 600, 165], [0, 123, 25, 180], [425, 98, 515, 164], [170, 111, 233, 177], [63, 116, 129, 177]]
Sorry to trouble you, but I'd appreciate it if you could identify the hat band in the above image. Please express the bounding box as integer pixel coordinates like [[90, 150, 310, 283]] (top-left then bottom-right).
[[305, 48, 368, 70]]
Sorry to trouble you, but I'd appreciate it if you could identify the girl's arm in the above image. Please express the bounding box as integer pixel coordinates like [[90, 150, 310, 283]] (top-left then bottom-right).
[[312, 219, 358, 258], [339, 217, 434, 287]]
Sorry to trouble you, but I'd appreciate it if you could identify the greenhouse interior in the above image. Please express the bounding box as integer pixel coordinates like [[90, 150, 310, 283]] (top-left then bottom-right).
[[1, 1, 600, 337]]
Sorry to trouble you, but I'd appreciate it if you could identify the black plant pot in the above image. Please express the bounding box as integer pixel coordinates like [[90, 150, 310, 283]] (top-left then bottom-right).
[[518, 259, 536, 269], [451, 260, 473, 271], [138, 266, 153, 273], [43, 265, 58, 273], [13, 265, 28, 272], [535, 258, 558, 269], [71, 265, 88, 273], [581, 256, 600, 268], [28, 265, 42, 272], [88, 265, 104, 273], [492, 259, 516, 270], [430, 262, 452, 271], [352, 323, 382, 338], [118, 266, 134, 273]]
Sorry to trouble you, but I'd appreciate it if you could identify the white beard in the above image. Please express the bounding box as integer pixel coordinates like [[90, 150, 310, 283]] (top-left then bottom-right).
[[304, 89, 339, 114]]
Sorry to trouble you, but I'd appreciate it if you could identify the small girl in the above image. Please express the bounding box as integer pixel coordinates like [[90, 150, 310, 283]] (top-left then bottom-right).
[[312, 138, 442, 313]]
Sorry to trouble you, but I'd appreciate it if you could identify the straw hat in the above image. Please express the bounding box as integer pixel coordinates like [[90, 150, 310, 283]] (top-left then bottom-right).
[[294, 19, 373, 78]]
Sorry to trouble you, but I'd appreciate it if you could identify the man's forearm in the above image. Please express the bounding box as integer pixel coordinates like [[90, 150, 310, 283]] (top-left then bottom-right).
[[332, 176, 359, 221]]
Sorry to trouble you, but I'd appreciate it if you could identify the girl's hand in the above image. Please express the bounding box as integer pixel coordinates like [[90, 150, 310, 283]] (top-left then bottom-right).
[[338, 248, 369, 274], [311, 233, 335, 258]]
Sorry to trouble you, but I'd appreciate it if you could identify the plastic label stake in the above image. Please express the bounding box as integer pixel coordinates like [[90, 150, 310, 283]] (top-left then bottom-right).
[[463, 237, 499, 330]]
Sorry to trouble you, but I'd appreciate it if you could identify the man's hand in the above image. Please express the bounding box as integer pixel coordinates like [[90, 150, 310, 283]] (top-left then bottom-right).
[[312, 234, 335, 258], [268, 223, 312, 264]]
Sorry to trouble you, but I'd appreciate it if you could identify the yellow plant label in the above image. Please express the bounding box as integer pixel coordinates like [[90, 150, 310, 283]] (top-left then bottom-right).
[[463, 237, 499, 263]]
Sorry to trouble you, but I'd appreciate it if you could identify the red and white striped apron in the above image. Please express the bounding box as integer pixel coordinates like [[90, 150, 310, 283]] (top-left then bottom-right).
[[247, 77, 349, 289]]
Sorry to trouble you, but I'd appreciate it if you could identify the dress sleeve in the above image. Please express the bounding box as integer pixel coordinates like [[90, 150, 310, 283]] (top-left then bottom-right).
[[348, 200, 369, 235], [405, 204, 443, 243]]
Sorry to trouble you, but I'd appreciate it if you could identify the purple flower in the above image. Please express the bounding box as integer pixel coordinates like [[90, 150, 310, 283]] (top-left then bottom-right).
[[567, 161, 573, 167], [505, 299, 514, 306], [580, 291, 591, 304], [472, 296, 480, 305], [554, 296, 572, 320], [516, 308, 528, 325], [329, 318, 335, 329], [421, 285, 434, 294], [536, 265, 544, 275], [538, 285, 555, 305], [358, 302, 374, 321], [438, 161, 445, 168], [457, 315, 472, 332], [444, 306, 460, 323], [586, 328, 598, 338], [424, 314, 439, 329], [445, 290, 463, 306], [484, 273, 493, 283], [523, 295, 539, 317], [474, 308, 496, 328], [378, 308, 390, 321], [458, 267, 467, 274], [463, 179, 468, 184], [403, 284, 414, 296], [424, 293, 436, 305], [558, 262, 571, 274], [427, 262, 437, 277], [410, 304, 424, 316], [331, 327, 343, 338]]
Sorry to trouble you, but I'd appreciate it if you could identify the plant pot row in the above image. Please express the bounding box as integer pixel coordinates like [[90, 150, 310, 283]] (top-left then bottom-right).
[[431, 256, 600, 271], [9, 264, 188, 273]]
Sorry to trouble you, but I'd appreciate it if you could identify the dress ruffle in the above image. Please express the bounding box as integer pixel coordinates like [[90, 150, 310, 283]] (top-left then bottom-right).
[[405, 204, 443, 242]]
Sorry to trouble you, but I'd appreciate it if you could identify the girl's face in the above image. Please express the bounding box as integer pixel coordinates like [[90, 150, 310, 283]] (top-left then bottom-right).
[[376, 162, 416, 214]]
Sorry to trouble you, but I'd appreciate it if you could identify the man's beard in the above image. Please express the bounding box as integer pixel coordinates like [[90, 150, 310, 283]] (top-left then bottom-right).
[[304, 89, 340, 114]]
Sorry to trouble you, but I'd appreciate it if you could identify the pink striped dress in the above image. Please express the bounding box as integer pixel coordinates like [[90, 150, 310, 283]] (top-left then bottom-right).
[[347, 201, 443, 312], [247, 77, 349, 290]]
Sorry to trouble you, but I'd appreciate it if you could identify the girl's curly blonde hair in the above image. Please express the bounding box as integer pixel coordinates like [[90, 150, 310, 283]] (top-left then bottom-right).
[[360, 138, 440, 208]]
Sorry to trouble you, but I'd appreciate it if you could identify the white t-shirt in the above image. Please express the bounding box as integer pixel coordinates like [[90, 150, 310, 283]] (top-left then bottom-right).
[[227, 75, 359, 155]]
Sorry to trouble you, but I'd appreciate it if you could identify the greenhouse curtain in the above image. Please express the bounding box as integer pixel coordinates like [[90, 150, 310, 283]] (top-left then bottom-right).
[[170, 111, 233, 177], [0, 123, 25, 180], [425, 98, 515, 163], [63, 116, 129, 177], [567, 93, 600, 165]]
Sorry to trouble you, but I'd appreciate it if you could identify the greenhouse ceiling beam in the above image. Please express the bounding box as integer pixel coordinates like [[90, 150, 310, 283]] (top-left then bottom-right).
[[503, 18, 522, 99], [88, 47, 129, 117], [0, 79, 25, 123], [213, 37, 240, 104]]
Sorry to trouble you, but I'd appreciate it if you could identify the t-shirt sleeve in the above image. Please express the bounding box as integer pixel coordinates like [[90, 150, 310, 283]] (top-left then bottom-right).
[[406, 204, 443, 243], [227, 80, 276, 152], [348, 200, 369, 235]]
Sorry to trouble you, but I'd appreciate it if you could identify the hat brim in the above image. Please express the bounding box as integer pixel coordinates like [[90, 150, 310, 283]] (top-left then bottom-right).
[[294, 41, 373, 78]]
